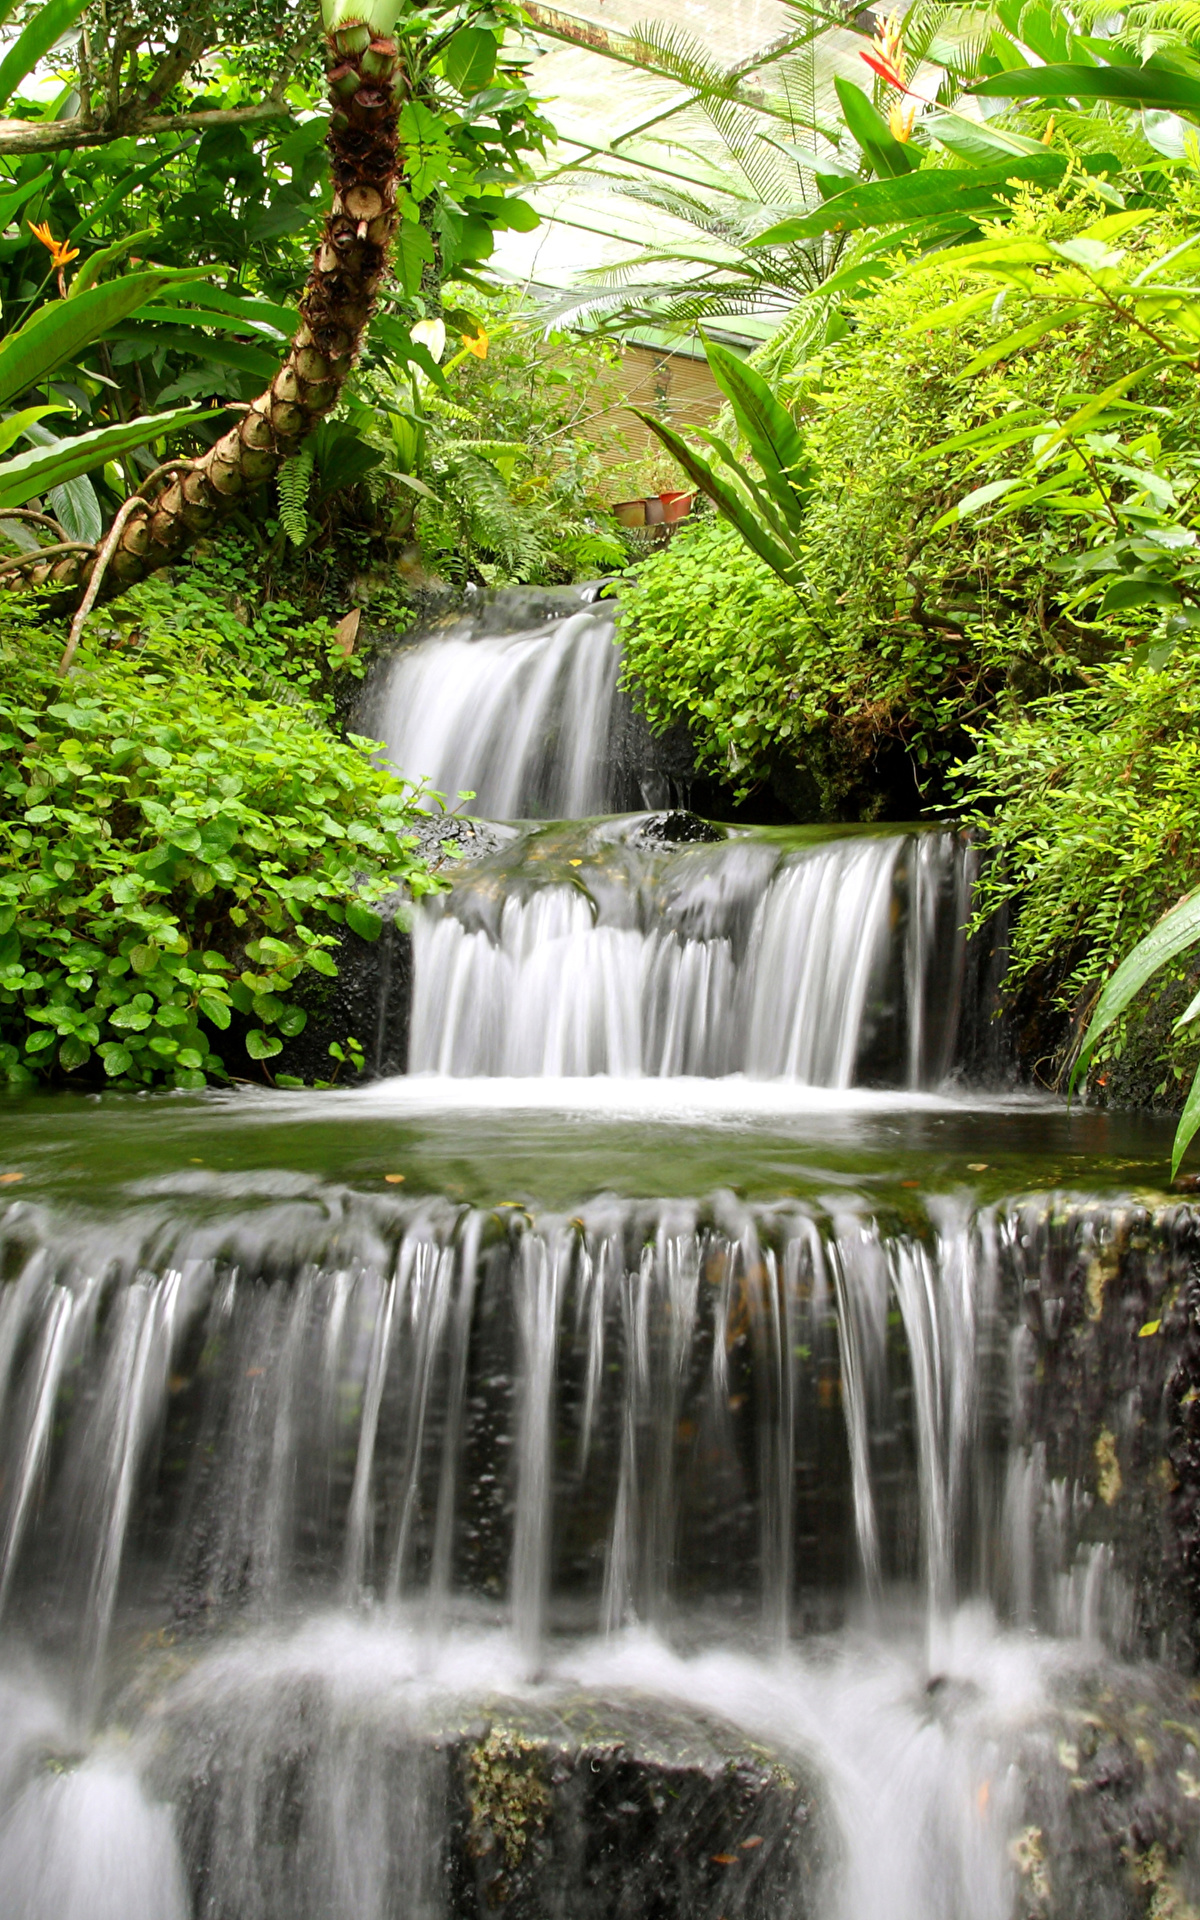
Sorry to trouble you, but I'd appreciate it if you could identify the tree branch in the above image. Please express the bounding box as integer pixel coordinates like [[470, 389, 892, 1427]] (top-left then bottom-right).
[[0, 99, 293, 155]]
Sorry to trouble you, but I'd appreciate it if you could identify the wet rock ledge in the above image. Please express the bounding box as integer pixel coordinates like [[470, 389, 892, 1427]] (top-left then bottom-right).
[[151, 1687, 830, 1920]]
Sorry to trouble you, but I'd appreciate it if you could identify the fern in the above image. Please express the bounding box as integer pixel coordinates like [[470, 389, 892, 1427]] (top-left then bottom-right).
[[277, 447, 314, 548]]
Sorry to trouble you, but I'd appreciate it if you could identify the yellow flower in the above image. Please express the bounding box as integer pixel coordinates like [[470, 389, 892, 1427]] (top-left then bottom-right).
[[28, 220, 79, 269], [877, 10, 907, 85], [888, 102, 916, 143]]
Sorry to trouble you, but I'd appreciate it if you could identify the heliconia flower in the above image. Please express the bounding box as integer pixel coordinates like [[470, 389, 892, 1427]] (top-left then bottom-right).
[[888, 102, 916, 142], [860, 9, 909, 94], [27, 220, 79, 269]]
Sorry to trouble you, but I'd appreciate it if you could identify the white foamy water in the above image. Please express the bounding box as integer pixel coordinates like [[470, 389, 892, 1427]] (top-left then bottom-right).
[[372, 590, 622, 818], [409, 824, 975, 1085]]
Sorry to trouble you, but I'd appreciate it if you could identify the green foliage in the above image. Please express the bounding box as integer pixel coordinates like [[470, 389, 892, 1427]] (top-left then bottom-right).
[[0, 593, 439, 1092], [363, 298, 631, 588], [622, 193, 1195, 809], [955, 648, 1200, 1143], [618, 516, 811, 800]]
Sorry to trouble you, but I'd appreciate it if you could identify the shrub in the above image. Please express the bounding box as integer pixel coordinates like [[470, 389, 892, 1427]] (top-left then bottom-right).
[[0, 593, 438, 1091]]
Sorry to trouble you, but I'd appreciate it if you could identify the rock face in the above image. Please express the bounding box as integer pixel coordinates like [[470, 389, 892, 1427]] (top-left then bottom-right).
[[1014, 1670, 1200, 1920], [150, 1684, 830, 1920]]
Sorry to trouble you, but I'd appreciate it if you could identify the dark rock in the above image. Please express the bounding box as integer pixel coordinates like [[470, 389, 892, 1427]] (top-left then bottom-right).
[[627, 811, 723, 847], [1015, 1668, 1200, 1920], [148, 1679, 830, 1920]]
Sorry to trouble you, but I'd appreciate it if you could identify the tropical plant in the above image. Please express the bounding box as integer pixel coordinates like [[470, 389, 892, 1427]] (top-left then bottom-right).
[[0, 0, 549, 633], [0, 586, 439, 1091]]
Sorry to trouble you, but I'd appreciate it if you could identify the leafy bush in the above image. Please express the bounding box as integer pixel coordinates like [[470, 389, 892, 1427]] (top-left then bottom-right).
[[956, 651, 1200, 1096], [619, 186, 1200, 813], [0, 595, 438, 1092]]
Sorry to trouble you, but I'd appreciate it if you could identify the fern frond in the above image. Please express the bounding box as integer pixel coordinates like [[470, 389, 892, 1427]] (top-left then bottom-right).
[[277, 447, 314, 548]]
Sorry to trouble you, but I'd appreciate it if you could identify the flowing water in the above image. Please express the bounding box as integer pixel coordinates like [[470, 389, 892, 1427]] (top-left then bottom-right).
[[2, 592, 1198, 1920]]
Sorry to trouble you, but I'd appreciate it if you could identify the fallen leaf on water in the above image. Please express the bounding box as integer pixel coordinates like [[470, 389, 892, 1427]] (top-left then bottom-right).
[[246, 1367, 265, 1379], [711, 1854, 739, 1866], [740, 1836, 764, 1849], [568, 859, 583, 867], [968, 1162, 988, 1172], [384, 1173, 405, 1185], [0, 1172, 24, 1185], [900, 1179, 920, 1189], [977, 1780, 990, 1813], [1138, 1319, 1161, 1338]]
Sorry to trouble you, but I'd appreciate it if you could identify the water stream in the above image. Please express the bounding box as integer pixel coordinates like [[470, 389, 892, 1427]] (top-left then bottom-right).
[[2, 589, 1198, 1919]]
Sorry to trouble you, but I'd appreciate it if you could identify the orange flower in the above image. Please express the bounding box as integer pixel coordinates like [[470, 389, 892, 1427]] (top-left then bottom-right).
[[28, 220, 79, 270], [462, 324, 489, 359], [888, 101, 916, 142], [860, 9, 909, 93]]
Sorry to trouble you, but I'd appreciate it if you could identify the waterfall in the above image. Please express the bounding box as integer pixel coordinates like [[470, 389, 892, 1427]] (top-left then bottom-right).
[[409, 820, 975, 1085], [369, 588, 625, 818], [0, 1185, 1161, 1654]]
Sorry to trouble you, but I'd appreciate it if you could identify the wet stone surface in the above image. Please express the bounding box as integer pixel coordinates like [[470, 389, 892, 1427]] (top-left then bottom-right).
[[150, 1685, 829, 1920]]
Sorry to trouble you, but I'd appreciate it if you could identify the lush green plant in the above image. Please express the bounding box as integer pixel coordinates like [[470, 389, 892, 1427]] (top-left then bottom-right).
[[956, 648, 1200, 1135], [0, 593, 439, 1091], [621, 191, 1195, 809]]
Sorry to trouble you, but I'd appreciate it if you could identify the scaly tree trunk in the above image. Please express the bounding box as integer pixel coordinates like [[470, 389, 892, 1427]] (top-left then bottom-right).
[[37, 14, 406, 597]]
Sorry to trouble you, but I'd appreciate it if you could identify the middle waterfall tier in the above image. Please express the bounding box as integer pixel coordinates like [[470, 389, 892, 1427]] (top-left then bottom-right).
[[410, 818, 978, 1086]]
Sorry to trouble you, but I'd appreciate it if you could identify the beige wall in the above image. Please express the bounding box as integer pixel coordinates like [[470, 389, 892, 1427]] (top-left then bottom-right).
[[580, 343, 725, 494]]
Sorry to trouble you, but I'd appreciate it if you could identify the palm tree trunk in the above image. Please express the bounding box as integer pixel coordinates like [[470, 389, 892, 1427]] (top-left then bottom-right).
[[38, 22, 405, 597]]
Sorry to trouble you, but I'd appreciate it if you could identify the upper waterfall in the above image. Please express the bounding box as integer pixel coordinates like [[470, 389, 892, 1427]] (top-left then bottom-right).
[[409, 816, 976, 1086], [368, 586, 628, 819]]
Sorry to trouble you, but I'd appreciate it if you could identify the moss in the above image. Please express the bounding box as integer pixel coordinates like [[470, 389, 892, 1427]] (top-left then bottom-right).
[[465, 1722, 551, 1870]]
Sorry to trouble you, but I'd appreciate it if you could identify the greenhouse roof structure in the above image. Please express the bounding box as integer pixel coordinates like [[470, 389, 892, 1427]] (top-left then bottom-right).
[[493, 0, 913, 343]]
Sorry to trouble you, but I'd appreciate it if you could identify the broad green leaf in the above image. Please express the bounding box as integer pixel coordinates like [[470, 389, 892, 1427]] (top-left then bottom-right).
[[753, 154, 1067, 246], [973, 62, 1200, 117], [923, 110, 1047, 162], [929, 476, 1021, 531], [833, 75, 915, 177], [0, 403, 64, 458], [1073, 889, 1200, 1087], [960, 304, 1092, 377], [0, 406, 217, 510], [0, 169, 53, 233], [68, 229, 157, 299], [631, 410, 801, 586], [443, 25, 497, 95], [245, 1029, 283, 1061], [701, 334, 808, 519], [0, 270, 206, 414], [1173, 1060, 1200, 1177], [0, 0, 89, 110], [346, 903, 382, 942]]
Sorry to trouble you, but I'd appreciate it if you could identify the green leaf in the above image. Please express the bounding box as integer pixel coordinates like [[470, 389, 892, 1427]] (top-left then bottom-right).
[[972, 62, 1200, 117], [129, 944, 159, 975], [108, 1005, 151, 1030], [443, 25, 497, 95], [0, 273, 209, 416], [0, 403, 65, 460], [1073, 890, 1200, 1087], [0, 406, 218, 511], [701, 333, 808, 526], [198, 992, 232, 1029], [630, 410, 801, 587], [833, 75, 916, 177], [245, 1028, 283, 1060], [307, 949, 339, 978], [58, 1035, 90, 1072], [277, 1005, 308, 1037], [346, 903, 382, 941], [395, 221, 434, 297], [99, 1043, 132, 1076], [1174, 1061, 1200, 1178], [753, 154, 1067, 245], [68, 228, 158, 300], [0, 0, 89, 110]]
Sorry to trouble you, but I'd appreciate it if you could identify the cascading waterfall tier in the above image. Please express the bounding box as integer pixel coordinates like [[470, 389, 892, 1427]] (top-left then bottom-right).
[[410, 816, 976, 1085], [0, 1180, 1182, 1659], [367, 586, 629, 819]]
